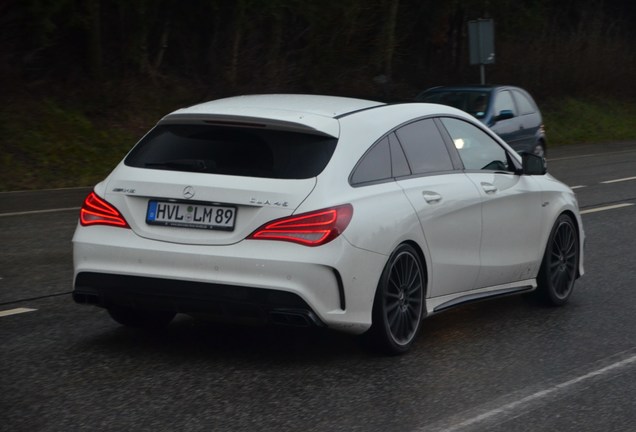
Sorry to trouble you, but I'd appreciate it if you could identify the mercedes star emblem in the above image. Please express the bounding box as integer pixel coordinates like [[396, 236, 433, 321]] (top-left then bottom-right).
[[183, 186, 195, 199]]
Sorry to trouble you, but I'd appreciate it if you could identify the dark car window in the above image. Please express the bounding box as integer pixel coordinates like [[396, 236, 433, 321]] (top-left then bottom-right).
[[395, 119, 454, 174], [420, 91, 490, 119], [512, 90, 535, 115], [350, 137, 392, 184], [469, 93, 490, 118], [125, 124, 337, 179], [350, 134, 413, 185], [494, 90, 516, 116], [389, 134, 411, 177], [440, 117, 513, 172]]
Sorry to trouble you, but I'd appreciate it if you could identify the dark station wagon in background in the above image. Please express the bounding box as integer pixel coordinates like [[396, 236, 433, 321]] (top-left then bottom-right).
[[416, 85, 547, 157]]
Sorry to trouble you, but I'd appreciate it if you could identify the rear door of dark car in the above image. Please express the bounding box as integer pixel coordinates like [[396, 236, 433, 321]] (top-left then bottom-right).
[[511, 89, 542, 150]]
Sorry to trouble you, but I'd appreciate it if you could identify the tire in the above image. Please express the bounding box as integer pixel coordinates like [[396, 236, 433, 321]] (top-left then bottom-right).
[[535, 214, 579, 306], [107, 306, 176, 329], [367, 244, 425, 355], [533, 141, 546, 158]]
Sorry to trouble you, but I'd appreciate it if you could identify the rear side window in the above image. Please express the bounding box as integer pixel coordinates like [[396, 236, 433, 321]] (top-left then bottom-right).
[[350, 134, 413, 186], [125, 124, 337, 179], [350, 137, 392, 184], [395, 119, 454, 174], [389, 134, 411, 177]]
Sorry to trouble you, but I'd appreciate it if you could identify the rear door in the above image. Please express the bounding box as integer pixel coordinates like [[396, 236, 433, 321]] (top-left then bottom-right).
[[511, 89, 541, 149], [393, 118, 483, 298], [104, 123, 338, 245]]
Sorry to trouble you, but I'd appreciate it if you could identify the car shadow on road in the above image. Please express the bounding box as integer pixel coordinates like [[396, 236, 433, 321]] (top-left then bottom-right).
[[77, 314, 372, 364], [72, 291, 579, 366]]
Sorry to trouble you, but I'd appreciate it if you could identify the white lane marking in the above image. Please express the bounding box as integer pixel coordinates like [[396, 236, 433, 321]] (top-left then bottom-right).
[[0, 186, 91, 194], [601, 176, 636, 184], [549, 154, 595, 161], [0, 207, 80, 217], [425, 353, 636, 432], [0, 307, 37, 317], [580, 203, 634, 215], [549, 148, 636, 162], [570, 185, 586, 189]]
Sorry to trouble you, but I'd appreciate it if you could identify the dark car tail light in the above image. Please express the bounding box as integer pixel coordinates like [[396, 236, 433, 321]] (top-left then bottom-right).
[[80, 192, 129, 228], [248, 204, 353, 246]]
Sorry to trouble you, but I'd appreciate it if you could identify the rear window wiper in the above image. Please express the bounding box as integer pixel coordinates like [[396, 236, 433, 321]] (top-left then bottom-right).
[[145, 159, 211, 172]]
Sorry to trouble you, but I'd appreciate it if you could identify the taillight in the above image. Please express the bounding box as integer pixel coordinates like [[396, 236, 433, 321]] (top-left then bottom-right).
[[247, 204, 353, 246], [80, 192, 129, 228]]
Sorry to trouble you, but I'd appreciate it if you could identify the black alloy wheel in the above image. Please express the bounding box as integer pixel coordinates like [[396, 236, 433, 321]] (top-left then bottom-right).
[[368, 244, 425, 354], [536, 214, 579, 306]]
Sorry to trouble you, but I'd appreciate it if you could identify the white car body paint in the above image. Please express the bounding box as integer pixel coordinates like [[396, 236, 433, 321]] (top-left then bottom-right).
[[73, 95, 585, 336]]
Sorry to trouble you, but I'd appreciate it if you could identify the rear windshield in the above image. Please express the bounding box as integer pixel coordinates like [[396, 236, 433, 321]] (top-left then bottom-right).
[[125, 124, 338, 179], [420, 91, 490, 119]]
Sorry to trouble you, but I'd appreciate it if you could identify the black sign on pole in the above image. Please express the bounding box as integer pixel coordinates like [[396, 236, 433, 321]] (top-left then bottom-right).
[[468, 19, 495, 84]]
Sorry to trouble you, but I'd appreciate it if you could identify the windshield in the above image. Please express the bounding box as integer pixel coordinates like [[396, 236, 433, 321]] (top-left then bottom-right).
[[420, 91, 491, 119]]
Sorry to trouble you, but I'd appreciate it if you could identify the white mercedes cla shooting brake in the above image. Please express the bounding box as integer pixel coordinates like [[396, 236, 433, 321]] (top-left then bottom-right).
[[73, 94, 584, 354]]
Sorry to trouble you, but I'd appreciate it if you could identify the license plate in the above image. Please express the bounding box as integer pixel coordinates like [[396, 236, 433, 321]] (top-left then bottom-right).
[[146, 200, 236, 231]]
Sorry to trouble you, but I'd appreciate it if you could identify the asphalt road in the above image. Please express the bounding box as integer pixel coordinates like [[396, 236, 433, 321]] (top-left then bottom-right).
[[1, 142, 636, 432]]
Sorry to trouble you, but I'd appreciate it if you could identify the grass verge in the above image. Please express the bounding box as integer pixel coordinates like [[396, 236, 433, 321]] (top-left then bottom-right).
[[542, 98, 636, 146], [0, 99, 137, 191]]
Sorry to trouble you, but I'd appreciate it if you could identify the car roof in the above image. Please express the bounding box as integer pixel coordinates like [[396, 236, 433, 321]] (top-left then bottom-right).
[[420, 84, 526, 93], [161, 94, 385, 138], [158, 94, 482, 142], [335, 101, 483, 153]]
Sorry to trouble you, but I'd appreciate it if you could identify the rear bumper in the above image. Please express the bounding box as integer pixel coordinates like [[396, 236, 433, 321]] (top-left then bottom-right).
[[72, 224, 387, 334], [73, 272, 325, 327]]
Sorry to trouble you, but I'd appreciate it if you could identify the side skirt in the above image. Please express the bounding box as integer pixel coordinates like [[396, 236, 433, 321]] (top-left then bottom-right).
[[427, 279, 536, 315]]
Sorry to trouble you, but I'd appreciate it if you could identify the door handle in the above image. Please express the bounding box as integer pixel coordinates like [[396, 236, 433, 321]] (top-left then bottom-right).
[[481, 182, 498, 194], [422, 191, 442, 203]]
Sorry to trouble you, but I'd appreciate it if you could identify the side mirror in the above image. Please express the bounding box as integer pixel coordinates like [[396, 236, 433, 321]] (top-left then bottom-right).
[[495, 110, 514, 122], [520, 152, 547, 175]]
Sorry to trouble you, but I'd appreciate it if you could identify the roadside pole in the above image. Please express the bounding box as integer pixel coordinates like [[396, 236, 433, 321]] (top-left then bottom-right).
[[468, 19, 495, 84]]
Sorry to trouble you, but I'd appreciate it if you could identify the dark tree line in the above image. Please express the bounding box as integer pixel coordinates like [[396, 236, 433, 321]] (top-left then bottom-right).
[[2, 0, 636, 101]]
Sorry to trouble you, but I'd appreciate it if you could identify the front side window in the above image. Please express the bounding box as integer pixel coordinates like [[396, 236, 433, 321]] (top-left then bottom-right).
[[493, 90, 516, 116], [125, 124, 337, 179], [440, 118, 513, 172]]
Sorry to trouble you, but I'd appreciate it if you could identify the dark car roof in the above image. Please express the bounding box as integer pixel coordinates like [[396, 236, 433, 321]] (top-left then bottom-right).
[[416, 85, 527, 100]]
